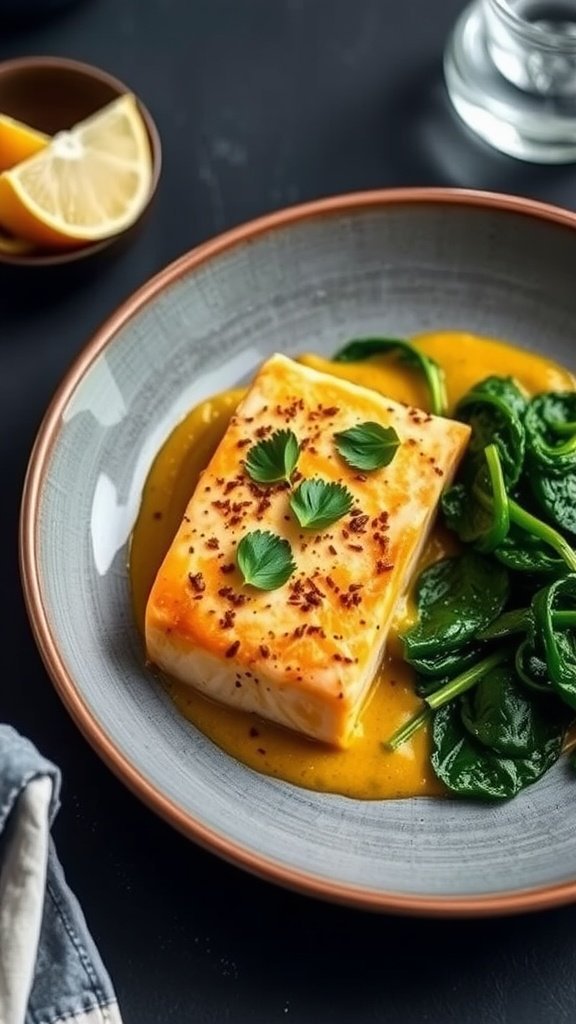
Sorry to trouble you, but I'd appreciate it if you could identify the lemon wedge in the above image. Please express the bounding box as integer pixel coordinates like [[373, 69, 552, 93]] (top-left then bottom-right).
[[0, 94, 152, 248], [0, 114, 49, 172]]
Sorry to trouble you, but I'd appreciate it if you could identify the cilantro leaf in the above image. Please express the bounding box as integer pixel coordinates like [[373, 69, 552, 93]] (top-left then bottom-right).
[[244, 429, 300, 485], [334, 421, 400, 471], [290, 479, 353, 530], [236, 530, 296, 590]]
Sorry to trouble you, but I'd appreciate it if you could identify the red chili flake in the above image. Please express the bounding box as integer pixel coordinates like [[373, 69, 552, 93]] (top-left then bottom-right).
[[339, 591, 362, 608], [188, 572, 205, 593], [235, 680, 242, 688], [220, 609, 236, 629], [347, 544, 363, 552], [249, 726, 260, 737], [328, 544, 337, 556], [434, 467, 444, 477], [255, 425, 272, 438], [259, 644, 270, 659], [376, 559, 394, 574], [188, 546, 195, 554], [408, 438, 418, 446], [220, 564, 235, 575], [225, 640, 241, 658], [342, 529, 350, 540], [322, 406, 339, 417], [354, 473, 368, 482], [373, 535, 386, 552], [206, 537, 219, 549], [349, 514, 369, 533], [349, 583, 363, 592], [227, 514, 243, 527], [257, 748, 267, 755], [212, 499, 231, 512], [237, 438, 251, 448], [219, 586, 241, 603], [224, 480, 240, 495], [306, 625, 326, 638], [293, 624, 307, 638], [153, 511, 163, 520], [256, 497, 272, 518]]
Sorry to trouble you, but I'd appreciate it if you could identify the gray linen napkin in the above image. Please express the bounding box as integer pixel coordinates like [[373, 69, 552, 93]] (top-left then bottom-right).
[[0, 725, 123, 1024]]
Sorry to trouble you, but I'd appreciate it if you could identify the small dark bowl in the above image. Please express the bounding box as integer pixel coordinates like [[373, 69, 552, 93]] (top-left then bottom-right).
[[0, 56, 162, 266]]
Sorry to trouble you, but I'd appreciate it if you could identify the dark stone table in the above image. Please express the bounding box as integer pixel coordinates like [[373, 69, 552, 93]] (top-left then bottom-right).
[[2, 1, 576, 1020]]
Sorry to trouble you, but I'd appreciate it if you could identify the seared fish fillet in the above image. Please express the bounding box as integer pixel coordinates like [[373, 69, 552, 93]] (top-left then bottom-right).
[[145, 353, 470, 748]]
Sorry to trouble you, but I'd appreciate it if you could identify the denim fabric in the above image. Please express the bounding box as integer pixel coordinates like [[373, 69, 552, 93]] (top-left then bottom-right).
[[0, 726, 122, 1024]]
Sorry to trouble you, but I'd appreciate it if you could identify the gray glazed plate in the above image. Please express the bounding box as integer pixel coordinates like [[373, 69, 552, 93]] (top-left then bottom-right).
[[20, 189, 576, 916]]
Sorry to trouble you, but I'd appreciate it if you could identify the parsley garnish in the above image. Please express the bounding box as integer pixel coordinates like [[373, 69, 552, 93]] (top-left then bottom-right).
[[290, 479, 353, 530], [236, 530, 296, 590], [334, 421, 400, 471], [244, 429, 300, 485]]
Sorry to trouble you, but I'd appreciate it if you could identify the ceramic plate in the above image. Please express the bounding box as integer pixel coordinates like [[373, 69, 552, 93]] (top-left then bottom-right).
[[21, 189, 576, 915]]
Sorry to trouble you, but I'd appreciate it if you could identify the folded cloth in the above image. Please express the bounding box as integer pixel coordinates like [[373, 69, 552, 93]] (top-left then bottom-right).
[[0, 725, 123, 1024]]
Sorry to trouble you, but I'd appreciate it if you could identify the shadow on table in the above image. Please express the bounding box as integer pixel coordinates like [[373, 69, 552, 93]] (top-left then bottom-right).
[[382, 60, 576, 201]]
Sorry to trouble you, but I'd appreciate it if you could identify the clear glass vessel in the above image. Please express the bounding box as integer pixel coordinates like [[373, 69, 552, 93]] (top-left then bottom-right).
[[444, 0, 576, 162]]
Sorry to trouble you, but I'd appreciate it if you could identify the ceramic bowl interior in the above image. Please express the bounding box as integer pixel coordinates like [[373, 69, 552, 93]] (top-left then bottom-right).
[[0, 56, 161, 266], [20, 190, 576, 915]]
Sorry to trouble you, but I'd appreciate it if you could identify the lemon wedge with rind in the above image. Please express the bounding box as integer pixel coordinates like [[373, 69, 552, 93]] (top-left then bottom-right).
[[0, 115, 49, 172], [0, 94, 152, 248]]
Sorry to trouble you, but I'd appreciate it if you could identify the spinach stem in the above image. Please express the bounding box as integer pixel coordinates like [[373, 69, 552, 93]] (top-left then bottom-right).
[[382, 708, 430, 752], [384, 649, 510, 751], [551, 420, 576, 437], [554, 611, 576, 627], [508, 498, 576, 572], [425, 361, 447, 418], [473, 444, 510, 551]]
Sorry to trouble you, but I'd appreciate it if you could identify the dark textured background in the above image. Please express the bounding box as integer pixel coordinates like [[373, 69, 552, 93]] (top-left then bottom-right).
[[2, 1, 576, 1021]]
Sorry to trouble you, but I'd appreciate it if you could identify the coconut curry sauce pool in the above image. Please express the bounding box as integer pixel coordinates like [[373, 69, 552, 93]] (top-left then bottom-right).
[[130, 331, 575, 800]]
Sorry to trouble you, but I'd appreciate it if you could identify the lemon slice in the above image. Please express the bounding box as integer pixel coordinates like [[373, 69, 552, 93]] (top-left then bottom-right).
[[0, 114, 49, 172], [0, 94, 152, 248]]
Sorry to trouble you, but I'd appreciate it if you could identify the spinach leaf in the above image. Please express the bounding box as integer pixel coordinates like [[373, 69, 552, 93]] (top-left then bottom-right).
[[332, 336, 447, 415], [495, 527, 566, 578], [403, 553, 509, 660], [455, 378, 527, 488], [411, 643, 484, 681], [529, 470, 576, 539], [507, 495, 576, 573], [515, 639, 553, 695], [465, 375, 529, 420], [431, 702, 563, 800], [525, 392, 576, 473], [532, 576, 576, 709], [460, 661, 564, 757], [476, 607, 530, 641], [442, 444, 509, 552]]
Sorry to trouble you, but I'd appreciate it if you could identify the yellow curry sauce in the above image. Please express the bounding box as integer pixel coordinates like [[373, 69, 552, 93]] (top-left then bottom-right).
[[130, 331, 575, 800]]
